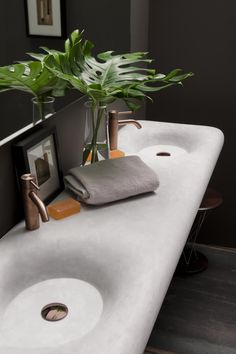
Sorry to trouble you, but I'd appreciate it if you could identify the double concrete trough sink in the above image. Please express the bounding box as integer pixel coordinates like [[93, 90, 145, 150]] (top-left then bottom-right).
[[0, 120, 223, 354]]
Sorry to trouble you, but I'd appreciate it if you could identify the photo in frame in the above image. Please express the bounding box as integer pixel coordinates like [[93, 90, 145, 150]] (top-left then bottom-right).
[[13, 126, 64, 204], [24, 0, 66, 38]]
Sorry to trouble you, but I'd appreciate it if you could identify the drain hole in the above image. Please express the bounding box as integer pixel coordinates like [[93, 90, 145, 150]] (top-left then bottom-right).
[[156, 152, 171, 157], [41, 303, 68, 322]]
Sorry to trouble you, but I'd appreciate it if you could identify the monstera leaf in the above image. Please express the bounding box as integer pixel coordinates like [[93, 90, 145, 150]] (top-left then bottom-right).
[[0, 61, 67, 99], [41, 29, 194, 109]]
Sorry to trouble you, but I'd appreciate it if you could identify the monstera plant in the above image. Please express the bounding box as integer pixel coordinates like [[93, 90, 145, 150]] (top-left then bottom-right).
[[0, 61, 67, 122], [0, 29, 193, 162], [33, 29, 193, 163]]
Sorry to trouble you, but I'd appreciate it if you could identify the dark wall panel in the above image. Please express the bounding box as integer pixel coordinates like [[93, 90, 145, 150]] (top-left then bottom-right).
[[148, 0, 236, 247]]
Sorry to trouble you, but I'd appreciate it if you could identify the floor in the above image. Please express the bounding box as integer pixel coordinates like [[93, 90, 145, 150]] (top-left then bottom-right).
[[146, 244, 236, 354]]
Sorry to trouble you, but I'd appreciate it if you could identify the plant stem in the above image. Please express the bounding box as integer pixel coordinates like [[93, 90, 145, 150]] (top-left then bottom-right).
[[35, 95, 45, 122], [82, 102, 107, 165], [90, 104, 106, 163]]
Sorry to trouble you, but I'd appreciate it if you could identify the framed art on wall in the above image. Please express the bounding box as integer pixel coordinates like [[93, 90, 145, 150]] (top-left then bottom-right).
[[25, 0, 66, 38], [13, 126, 64, 204]]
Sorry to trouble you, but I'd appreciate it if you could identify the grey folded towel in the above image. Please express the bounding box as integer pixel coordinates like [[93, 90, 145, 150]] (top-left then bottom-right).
[[64, 155, 159, 205]]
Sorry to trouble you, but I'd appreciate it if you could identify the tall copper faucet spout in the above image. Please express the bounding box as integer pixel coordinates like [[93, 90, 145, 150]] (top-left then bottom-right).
[[118, 119, 142, 129], [29, 191, 49, 222], [108, 110, 142, 150]]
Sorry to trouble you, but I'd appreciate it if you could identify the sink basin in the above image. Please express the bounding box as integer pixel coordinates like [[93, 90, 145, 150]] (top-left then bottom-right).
[[118, 120, 209, 153], [0, 239, 106, 350], [0, 278, 102, 348], [0, 120, 223, 354], [0, 222, 150, 354]]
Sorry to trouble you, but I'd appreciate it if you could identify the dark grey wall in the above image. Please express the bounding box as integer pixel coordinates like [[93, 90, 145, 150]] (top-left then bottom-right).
[[148, 0, 236, 247], [0, 0, 131, 238], [66, 0, 130, 54]]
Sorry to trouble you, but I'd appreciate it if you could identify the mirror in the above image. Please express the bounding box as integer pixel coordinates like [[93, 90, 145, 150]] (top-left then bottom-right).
[[0, 0, 148, 146]]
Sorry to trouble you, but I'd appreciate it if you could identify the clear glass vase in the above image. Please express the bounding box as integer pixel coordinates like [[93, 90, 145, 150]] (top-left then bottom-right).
[[32, 96, 55, 126], [82, 101, 109, 165]]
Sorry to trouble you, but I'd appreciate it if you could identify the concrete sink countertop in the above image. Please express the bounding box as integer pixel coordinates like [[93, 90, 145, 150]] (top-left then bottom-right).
[[0, 120, 224, 354]]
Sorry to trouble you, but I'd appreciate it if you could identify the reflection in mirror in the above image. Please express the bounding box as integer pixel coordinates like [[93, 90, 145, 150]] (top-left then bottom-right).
[[0, 0, 148, 146]]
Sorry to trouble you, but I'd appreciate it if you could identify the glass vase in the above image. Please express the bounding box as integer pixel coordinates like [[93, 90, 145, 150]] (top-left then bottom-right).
[[32, 96, 55, 126], [82, 101, 109, 165]]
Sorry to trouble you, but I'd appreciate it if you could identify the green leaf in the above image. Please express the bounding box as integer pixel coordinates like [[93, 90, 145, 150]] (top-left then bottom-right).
[[168, 72, 194, 82], [0, 61, 68, 98], [124, 99, 141, 111], [27, 52, 46, 61], [43, 29, 194, 108]]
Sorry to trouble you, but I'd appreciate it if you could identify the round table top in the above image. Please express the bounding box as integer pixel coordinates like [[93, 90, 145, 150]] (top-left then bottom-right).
[[199, 188, 223, 211]]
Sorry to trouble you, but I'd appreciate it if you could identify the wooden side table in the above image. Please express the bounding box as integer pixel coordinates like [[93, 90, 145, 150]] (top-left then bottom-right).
[[176, 188, 223, 275]]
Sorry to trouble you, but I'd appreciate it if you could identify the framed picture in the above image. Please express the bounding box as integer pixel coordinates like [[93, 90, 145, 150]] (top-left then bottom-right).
[[24, 0, 66, 38], [13, 126, 64, 204]]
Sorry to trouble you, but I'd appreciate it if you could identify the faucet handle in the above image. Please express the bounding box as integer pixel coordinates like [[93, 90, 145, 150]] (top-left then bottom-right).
[[109, 110, 142, 128], [109, 110, 132, 119], [117, 111, 132, 117], [21, 174, 39, 191], [30, 180, 40, 190], [21, 173, 36, 182]]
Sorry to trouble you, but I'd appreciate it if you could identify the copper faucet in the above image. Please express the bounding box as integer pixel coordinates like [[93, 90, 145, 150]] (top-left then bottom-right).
[[108, 110, 142, 150], [21, 174, 49, 230]]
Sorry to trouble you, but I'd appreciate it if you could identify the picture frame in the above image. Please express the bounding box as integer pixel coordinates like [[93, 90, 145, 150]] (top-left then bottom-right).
[[24, 0, 66, 38], [13, 126, 64, 204]]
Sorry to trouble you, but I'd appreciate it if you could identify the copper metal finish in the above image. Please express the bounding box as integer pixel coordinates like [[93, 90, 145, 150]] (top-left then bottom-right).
[[108, 110, 142, 150], [118, 119, 142, 129], [29, 191, 49, 222], [21, 173, 49, 230], [41, 303, 68, 322]]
